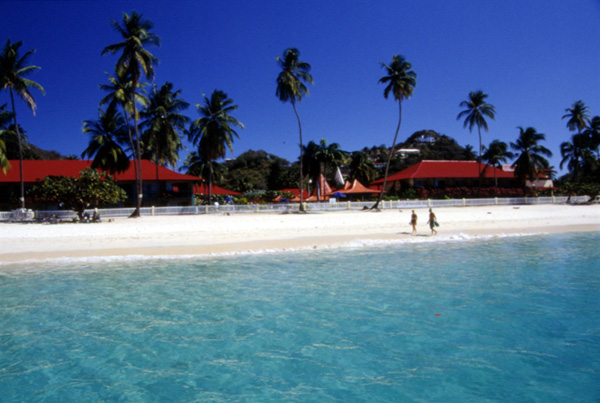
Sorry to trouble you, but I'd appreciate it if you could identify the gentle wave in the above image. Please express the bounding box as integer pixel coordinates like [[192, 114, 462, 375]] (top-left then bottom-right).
[[0, 231, 546, 272]]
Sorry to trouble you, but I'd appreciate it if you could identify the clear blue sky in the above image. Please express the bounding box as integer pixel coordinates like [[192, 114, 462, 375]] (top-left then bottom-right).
[[2, 0, 599, 175]]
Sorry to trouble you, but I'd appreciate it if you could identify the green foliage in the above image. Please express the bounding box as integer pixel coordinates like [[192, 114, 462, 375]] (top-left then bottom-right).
[[27, 168, 127, 219], [221, 149, 295, 193]]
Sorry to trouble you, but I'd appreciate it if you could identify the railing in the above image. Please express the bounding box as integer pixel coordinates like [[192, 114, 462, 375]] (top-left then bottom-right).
[[0, 195, 592, 222]]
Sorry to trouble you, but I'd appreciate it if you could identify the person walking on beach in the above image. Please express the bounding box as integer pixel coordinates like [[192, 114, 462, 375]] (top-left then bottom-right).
[[410, 210, 418, 235], [427, 208, 438, 235]]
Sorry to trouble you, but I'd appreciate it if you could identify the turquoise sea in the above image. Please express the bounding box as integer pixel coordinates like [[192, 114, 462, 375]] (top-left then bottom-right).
[[0, 232, 599, 402]]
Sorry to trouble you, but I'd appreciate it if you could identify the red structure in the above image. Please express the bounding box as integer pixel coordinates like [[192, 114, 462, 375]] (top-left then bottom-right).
[[0, 160, 238, 209], [371, 160, 515, 192]]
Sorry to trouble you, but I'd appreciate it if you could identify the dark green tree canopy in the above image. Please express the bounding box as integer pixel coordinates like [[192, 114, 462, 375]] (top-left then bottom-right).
[[27, 168, 127, 219]]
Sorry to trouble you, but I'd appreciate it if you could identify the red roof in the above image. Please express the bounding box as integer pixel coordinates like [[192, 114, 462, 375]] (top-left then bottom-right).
[[334, 179, 380, 194], [1, 159, 203, 183], [193, 183, 240, 196], [372, 160, 514, 184]]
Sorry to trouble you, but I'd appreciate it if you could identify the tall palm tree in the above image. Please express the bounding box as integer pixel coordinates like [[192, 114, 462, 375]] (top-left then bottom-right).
[[372, 54, 417, 210], [188, 90, 244, 204], [81, 104, 130, 174], [562, 100, 590, 135], [0, 103, 12, 173], [102, 11, 160, 217], [457, 90, 495, 191], [276, 48, 313, 211], [0, 39, 44, 208], [510, 127, 552, 188], [141, 82, 189, 193], [349, 151, 377, 185], [481, 140, 514, 191]]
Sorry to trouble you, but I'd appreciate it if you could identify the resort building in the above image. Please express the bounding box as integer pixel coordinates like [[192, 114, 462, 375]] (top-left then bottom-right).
[[371, 160, 516, 192], [0, 160, 237, 210]]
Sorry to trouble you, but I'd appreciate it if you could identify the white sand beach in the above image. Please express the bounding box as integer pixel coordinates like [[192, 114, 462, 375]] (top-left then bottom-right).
[[0, 204, 599, 264]]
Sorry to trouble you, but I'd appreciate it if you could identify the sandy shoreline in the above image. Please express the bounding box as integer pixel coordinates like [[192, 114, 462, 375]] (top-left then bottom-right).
[[0, 204, 599, 264]]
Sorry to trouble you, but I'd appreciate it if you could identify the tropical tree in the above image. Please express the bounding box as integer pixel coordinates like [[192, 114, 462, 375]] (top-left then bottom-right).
[[510, 127, 553, 188], [457, 90, 495, 190], [102, 11, 160, 217], [27, 168, 127, 220], [141, 82, 189, 190], [0, 39, 45, 208], [372, 54, 417, 209], [0, 103, 11, 173], [188, 90, 244, 204], [81, 104, 130, 174], [560, 133, 595, 181], [562, 100, 590, 135], [463, 144, 476, 160], [585, 116, 600, 155], [481, 140, 514, 190], [302, 138, 347, 200], [349, 151, 377, 185], [276, 48, 313, 211]]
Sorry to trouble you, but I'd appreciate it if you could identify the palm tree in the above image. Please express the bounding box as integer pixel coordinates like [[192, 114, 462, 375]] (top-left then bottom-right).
[[188, 90, 244, 204], [510, 127, 553, 188], [457, 90, 495, 191], [102, 11, 160, 217], [0, 39, 45, 208], [560, 133, 594, 181], [276, 48, 313, 211], [463, 144, 476, 160], [81, 104, 130, 174], [302, 139, 347, 200], [0, 103, 12, 173], [349, 151, 377, 185], [562, 100, 590, 135], [584, 116, 600, 157], [481, 140, 514, 191], [372, 54, 417, 210], [141, 82, 189, 193]]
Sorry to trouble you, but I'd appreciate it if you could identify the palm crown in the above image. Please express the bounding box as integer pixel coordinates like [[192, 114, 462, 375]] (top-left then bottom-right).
[[511, 127, 553, 184], [275, 48, 313, 104], [379, 55, 417, 102], [562, 100, 590, 134]]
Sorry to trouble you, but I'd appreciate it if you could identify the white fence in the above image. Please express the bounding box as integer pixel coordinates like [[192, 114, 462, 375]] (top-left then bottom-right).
[[0, 195, 591, 222]]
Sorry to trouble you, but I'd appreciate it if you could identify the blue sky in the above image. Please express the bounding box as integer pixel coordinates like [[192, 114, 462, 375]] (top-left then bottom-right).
[[2, 0, 599, 175]]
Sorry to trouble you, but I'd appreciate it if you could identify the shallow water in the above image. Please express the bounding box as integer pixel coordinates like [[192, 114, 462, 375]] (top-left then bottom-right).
[[1, 232, 599, 402]]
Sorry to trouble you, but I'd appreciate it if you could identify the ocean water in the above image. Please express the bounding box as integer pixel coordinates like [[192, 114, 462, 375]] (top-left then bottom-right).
[[0, 232, 599, 402]]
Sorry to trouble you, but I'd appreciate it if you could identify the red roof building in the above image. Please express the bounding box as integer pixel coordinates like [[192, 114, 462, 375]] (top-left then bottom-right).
[[0, 159, 238, 209], [371, 160, 516, 192]]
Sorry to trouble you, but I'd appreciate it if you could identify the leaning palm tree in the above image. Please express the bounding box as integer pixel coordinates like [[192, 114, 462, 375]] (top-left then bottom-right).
[[276, 48, 313, 211], [188, 90, 244, 204], [510, 127, 553, 189], [481, 140, 514, 191], [102, 11, 160, 217], [372, 54, 417, 210], [457, 90, 495, 191], [562, 100, 590, 135], [82, 104, 130, 174], [0, 39, 45, 208], [141, 82, 189, 193]]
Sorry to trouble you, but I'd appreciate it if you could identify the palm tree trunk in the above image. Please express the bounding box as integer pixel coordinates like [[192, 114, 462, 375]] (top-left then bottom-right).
[[372, 101, 402, 210], [132, 91, 143, 218], [122, 106, 139, 211], [478, 127, 482, 194], [292, 101, 305, 212], [9, 89, 25, 209], [208, 162, 213, 205]]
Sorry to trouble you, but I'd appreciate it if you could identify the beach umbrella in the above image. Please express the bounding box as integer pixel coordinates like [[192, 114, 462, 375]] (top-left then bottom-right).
[[224, 196, 233, 202], [331, 192, 346, 198], [280, 198, 290, 203]]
